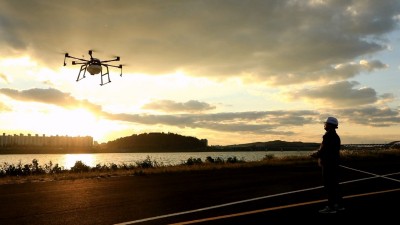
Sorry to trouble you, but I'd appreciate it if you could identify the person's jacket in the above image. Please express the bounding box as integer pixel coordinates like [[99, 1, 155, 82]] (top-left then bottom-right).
[[312, 129, 341, 167]]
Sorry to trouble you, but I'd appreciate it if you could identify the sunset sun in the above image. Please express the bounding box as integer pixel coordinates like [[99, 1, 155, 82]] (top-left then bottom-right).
[[46, 108, 98, 135]]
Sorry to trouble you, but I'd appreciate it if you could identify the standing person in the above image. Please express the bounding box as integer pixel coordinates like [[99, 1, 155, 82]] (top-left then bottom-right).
[[311, 116, 344, 214]]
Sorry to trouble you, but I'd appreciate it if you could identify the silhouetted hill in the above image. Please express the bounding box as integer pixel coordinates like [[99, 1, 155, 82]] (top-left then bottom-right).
[[101, 133, 321, 152], [104, 132, 208, 152], [214, 140, 320, 151]]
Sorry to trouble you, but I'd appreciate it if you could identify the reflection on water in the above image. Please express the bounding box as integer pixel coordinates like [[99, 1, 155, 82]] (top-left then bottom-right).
[[64, 154, 96, 169], [0, 151, 313, 169]]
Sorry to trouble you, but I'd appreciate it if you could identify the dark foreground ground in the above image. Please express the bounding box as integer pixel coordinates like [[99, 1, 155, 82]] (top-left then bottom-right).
[[0, 158, 399, 225]]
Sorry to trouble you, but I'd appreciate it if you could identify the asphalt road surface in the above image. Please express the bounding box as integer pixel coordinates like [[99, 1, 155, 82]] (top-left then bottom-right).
[[0, 159, 399, 225]]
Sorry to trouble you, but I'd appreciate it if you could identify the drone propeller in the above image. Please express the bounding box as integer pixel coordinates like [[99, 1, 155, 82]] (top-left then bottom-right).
[[53, 49, 69, 55], [88, 49, 101, 54], [88, 50, 94, 59], [109, 54, 121, 60], [55, 50, 70, 66]]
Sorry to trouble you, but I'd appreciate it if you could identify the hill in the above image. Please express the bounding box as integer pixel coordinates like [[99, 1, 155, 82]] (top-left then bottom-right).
[[103, 132, 208, 152], [103, 133, 321, 152], [214, 140, 321, 151]]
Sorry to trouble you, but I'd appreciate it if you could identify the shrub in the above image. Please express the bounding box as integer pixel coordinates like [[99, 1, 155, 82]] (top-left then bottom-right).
[[226, 156, 244, 163], [214, 157, 225, 164], [50, 163, 63, 173], [135, 156, 158, 168], [183, 157, 203, 166], [109, 163, 119, 170], [205, 156, 215, 163], [94, 163, 108, 172], [70, 161, 90, 173], [263, 154, 275, 160], [119, 163, 135, 170]]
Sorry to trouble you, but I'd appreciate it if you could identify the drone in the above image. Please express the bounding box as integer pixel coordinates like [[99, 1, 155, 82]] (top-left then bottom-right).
[[63, 50, 123, 86]]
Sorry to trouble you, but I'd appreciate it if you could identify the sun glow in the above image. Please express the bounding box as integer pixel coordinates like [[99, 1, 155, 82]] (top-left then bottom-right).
[[38, 108, 124, 143], [44, 108, 98, 135], [63, 154, 96, 169], [0, 56, 37, 67], [0, 98, 119, 142]]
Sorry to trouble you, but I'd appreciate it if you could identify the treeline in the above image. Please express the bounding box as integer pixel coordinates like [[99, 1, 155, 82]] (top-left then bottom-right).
[[104, 132, 208, 152]]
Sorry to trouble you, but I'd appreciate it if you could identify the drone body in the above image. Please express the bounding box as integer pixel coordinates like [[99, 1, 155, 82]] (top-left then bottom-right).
[[63, 50, 123, 86], [86, 58, 102, 75]]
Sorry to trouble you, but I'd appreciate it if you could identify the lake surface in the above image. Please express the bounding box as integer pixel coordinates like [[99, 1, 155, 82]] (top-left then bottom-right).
[[0, 151, 314, 169]]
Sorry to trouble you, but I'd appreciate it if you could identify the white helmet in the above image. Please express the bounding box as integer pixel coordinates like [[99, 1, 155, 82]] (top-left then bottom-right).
[[325, 117, 338, 126]]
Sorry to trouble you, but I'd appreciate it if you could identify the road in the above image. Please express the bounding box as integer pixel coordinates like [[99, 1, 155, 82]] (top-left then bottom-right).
[[0, 159, 399, 225]]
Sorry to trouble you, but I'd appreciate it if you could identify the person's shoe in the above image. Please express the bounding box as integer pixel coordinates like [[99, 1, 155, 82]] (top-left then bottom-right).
[[334, 204, 345, 211], [318, 206, 337, 214]]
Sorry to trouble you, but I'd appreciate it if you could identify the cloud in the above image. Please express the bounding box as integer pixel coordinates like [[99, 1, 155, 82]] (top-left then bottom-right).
[[334, 106, 400, 127], [104, 110, 318, 135], [286, 80, 381, 107], [0, 102, 11, 112], [142, 99, 216, 112], [105, 106, 400, 133], [0, 73, 10, 83], [0, 88, 102, 113], [260, 60, 388, 86], [0, 0, 399, 85], [2, 88, 399, 135], [378, 93, 396, 104]]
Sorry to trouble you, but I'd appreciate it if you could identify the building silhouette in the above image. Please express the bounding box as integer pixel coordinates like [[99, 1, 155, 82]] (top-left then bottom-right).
[[0, 133, 93, 147]]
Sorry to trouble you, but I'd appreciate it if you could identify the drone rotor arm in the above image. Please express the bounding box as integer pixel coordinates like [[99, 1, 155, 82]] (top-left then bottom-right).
[[100, 58, 120, 63], [100, 63, 121, 68], [66, 55, 89, 62], [71, 61, 88, 65]]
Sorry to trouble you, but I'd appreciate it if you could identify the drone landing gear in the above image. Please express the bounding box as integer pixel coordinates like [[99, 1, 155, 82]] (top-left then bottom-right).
[[100, 66, 111, 86], [77, 64, 87, 82]]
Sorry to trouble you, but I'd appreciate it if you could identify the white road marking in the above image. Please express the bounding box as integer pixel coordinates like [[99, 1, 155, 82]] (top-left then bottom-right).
[[114, 185, 323, 225], [114, 165, 400, 225], [170, 187, 400, 225], [340, 165, 400, 183]]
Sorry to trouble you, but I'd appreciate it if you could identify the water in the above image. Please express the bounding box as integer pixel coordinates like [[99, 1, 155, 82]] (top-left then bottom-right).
[[0, 151, 313, 169]]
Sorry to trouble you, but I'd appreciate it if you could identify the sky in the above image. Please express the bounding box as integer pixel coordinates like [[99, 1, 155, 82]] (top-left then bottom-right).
[[0, 0, 400, 146]]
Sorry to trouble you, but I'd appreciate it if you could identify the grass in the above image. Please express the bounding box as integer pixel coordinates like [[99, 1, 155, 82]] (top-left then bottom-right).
[[1, 149, 399, 185]]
